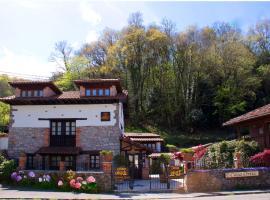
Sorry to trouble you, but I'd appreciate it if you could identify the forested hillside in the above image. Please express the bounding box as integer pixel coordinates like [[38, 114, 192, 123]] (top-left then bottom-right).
[[49, 13, 270, 132], [1, 13, 270, 146]]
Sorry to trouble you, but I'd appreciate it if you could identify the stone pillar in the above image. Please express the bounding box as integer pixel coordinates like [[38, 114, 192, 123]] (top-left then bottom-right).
[[44, 128, 50, 147], [19, 153, 27, 170], [102, 162, 112, 174], [76, 128, 81, 147], [101, 153, 113, 174], [234, 152, 243, 169]]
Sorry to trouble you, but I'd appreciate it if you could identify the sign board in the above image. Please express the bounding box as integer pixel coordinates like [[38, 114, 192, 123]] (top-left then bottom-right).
[[225, 171, 259, 179], [114, 167, 129, 177], [169, 166, 181, 178]]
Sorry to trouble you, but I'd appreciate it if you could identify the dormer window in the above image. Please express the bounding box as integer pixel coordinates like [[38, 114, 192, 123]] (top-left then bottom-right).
[[21, 90, 43, 97], [105, 89, 110, 96], [92, 89, 97, 96], [85, 88, 110, 96], [98, 89, 103, 96], [86, 89, 91, 96]]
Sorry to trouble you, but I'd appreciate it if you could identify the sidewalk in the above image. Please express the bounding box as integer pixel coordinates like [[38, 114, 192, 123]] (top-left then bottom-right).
[[1, 184, 270, 199]]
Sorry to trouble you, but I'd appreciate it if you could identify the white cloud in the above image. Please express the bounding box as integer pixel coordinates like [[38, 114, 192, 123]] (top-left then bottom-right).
[[85, 30, 98, 43], [18, 0, 41, 9], [0, 47, 58, 79], [80, 1, 101, 26]]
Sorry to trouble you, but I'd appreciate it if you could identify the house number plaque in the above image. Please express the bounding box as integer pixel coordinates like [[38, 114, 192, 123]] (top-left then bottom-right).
[[225, 171, 259, 178]]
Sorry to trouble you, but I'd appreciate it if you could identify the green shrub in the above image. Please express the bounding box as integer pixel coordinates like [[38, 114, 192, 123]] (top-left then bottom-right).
[[202, 140, 259, 169], [100, 150, 113, 156], [0, 159, 16, 182], [159, 153, 171, 165], [180, 148, 194, 153], [113, 155, 129, 167], [166, 144, 178, 152]]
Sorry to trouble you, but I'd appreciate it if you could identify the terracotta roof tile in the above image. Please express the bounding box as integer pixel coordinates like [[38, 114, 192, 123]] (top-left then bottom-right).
[[0, 91, 127, 105], [36, 146, 82, 155], [124, 132, 161, 137], [223, 103, 270, 126]]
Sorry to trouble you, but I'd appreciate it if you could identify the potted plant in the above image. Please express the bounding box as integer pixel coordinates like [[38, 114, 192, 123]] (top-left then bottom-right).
[[100, 150, 113, 162], [180, 148, 194, 161], [159, 153, 171, 183]]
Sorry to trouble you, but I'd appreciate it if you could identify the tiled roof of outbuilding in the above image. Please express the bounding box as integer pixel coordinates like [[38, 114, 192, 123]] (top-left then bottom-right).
[[223, 103, 270, 126]]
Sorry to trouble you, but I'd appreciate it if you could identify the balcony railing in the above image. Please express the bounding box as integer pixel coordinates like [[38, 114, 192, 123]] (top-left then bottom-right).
[[50, 136, 76, 147], [26, 160, 100, 171]]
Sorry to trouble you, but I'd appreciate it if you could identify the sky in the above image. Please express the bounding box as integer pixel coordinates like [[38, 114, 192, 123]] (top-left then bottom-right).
[[0, 0, 270, 79]]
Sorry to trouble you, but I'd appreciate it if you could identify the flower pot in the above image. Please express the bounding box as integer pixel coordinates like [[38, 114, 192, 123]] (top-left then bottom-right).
[[102, 154, 113, 162], [182, 152, 193, 162]]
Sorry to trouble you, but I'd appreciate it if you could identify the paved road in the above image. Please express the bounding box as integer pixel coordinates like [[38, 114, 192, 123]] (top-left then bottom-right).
[[1, 185, 270, 199], [190, 193, 270, 200]]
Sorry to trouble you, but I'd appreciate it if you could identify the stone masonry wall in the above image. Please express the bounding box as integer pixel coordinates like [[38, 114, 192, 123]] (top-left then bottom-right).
[[8, 127, 49, 159], [79, 104, 121, 155], [185, 167, 270, 193], [8, 104, 121, 159]]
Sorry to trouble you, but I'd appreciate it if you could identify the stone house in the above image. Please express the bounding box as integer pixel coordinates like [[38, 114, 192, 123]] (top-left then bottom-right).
[[223, 103, 270, 149], [0, 79, 127, 171]]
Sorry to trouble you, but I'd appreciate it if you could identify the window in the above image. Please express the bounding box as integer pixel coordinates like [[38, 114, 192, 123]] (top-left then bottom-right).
[[39, 90, 43, 97], [21, 90, 26, 97], [85, 89, 91, 96], [27, 90, 32, 97], [65, 156, 75, 170], [90, 155, 100, 169], [259, 127, 264, 135], [65, 121, 76, 135], [105, 89, 110, 96], [34, 90, 38, 97], [92, 89, 97, 96], [26, 154, 34, 169], [98, 89, 104, 96], [21, 89, 43, 97], [50, 156, 61, 170], [51, 121, 76, 136], [101, 112, 110, 121]]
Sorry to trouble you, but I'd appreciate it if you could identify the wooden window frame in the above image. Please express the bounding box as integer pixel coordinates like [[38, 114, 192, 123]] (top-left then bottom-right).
[[101, 112, 111, 121], [26, 154, 34, 169], [89, 154, 100, 169]]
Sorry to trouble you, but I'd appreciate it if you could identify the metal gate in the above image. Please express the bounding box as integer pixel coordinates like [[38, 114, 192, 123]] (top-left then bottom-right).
[[112, 163, 184, 192]]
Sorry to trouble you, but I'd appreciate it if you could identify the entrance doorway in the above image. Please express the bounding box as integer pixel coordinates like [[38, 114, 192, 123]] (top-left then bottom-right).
[[128, 154, 142, 179]]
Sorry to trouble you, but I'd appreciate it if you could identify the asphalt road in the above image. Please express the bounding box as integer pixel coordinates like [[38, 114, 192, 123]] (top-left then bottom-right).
[[1, 184, 270, 199], [183, 193, 270, 200]]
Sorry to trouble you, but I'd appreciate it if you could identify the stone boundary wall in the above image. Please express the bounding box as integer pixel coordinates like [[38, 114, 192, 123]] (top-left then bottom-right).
[[184, 167, 270, 193], [23, 170, 112, 192]]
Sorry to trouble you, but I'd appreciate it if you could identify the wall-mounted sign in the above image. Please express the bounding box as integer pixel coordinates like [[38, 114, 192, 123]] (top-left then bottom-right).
[[169, 166, 181, 178], [115, 167, 129, 177], [225, 171, 259, 178]]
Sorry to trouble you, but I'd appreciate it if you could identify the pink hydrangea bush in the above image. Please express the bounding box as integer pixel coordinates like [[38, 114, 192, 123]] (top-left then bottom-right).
[[10, 171, 98, 193]]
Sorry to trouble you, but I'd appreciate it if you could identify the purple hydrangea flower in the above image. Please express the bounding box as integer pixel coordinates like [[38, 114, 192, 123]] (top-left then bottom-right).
[[43, 174, 51, 182], [11, 172, 17, 180], [15, 175, 22, 182], [28, 171, 35, 178]]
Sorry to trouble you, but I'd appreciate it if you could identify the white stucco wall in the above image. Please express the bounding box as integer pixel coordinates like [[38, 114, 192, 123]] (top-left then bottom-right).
[[0, 137, 8, 150], [12, 104, 118, 128]]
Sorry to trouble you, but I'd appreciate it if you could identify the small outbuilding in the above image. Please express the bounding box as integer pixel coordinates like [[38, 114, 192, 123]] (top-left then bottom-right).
[[223, 103, 270, 149]]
